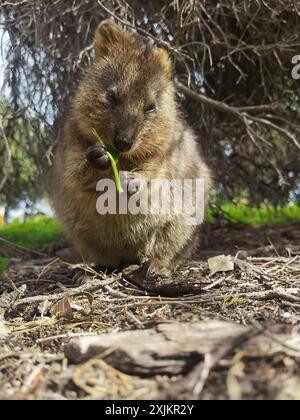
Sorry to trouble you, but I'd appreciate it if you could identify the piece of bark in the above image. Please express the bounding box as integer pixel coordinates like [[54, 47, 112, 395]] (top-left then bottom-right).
[[157, 328, 255, 399], [65, 321, 249, 375]]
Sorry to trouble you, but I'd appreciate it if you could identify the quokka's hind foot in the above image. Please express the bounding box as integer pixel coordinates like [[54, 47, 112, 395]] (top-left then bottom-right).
[[123, 258, 174, 291], [141, 259, 173, 280]]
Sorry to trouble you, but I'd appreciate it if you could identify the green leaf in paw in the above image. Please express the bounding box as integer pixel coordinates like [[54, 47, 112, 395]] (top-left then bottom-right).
[[92, 128, 123, 193]]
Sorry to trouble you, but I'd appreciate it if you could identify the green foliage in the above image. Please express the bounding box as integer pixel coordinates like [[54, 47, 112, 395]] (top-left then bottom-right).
[[92, 128, 123, 193], [0, 258, 11, 277], [210, 203, 300, 225], [1, 205, 299, 253], [0, 99, 48, 208], [0, 217, 63, 248]]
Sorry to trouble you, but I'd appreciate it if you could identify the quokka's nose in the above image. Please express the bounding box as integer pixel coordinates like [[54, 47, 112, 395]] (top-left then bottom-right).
[[114, 135, 133, 152]]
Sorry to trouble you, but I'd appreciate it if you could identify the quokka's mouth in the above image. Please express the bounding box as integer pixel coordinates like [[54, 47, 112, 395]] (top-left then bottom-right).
[[113, 139, 134, 153]]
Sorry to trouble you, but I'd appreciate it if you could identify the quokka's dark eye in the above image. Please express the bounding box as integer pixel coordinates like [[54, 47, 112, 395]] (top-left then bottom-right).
[[144, 104, 156, 114], [107, 90, 118, 106]]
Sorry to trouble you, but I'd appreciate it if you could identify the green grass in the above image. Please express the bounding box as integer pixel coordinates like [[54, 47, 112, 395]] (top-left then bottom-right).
[[0, 217, 64, 248], [0, 258, 11, 277], [0, 204, 299, 251], [210, 203, 300, 225]]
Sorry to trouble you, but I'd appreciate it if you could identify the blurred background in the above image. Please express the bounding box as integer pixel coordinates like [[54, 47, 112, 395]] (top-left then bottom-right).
[[0, 0, 299, 247]]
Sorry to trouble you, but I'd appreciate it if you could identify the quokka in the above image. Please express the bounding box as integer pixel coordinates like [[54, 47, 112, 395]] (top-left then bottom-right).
[[52, 20, 212, 278]]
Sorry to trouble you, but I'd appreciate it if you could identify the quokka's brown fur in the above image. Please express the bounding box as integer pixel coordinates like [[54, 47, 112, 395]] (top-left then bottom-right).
[[52, 20, 212, 276]]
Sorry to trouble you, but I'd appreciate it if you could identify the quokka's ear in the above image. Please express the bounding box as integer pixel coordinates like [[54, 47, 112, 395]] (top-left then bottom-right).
[[94, 20, 123, 58], [155, 48, 172, 79]]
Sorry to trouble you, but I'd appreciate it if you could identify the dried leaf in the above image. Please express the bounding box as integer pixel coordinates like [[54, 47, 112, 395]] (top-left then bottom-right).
[[208, 255, 234, 276], [51, 297, 73, 320]]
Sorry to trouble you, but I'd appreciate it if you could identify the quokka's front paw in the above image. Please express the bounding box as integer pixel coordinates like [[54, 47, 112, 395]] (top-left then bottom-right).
[[86, 144, 110, 170]]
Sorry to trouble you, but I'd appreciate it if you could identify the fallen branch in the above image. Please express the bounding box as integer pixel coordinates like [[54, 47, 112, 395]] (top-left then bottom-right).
[[65, 320, 300, 381], [241, 290, 300, 304], [12, 278, 114, 308], [65, 321, 250, 374], [157, 328, 255, 399], [0, 237, 47, 258]]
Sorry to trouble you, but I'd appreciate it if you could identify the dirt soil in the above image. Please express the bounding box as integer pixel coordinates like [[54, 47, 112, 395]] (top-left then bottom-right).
[[0, 222, 300, 400]]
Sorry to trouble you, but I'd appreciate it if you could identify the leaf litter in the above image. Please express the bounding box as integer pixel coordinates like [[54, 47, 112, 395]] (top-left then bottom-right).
[[0, 223, 300, 399]]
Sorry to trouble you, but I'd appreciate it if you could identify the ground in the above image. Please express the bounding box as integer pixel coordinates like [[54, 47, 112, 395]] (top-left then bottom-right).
[[0, 221, 300, 400]]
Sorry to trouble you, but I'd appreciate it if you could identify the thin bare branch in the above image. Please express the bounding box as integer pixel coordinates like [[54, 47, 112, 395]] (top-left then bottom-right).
[[0, 118, 12, 192]]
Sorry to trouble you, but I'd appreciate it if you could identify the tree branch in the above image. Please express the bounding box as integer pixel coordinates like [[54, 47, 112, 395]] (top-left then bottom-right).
[[0, 119, 12, 193], [176, 83, 279, 116], [176, 83, 300, 151]]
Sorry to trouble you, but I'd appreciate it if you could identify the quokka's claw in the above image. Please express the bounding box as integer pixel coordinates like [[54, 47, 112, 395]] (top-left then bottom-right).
[[143, 261, 172, 280]]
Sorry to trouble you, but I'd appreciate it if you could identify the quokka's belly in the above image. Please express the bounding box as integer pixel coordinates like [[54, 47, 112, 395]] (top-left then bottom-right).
[[68, 193, 155, 262], [73, 213, 158, 266], [64, 188, 186, 265]]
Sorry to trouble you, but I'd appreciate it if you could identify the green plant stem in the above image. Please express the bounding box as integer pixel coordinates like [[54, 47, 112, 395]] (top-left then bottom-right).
[[106, 151, 123, 193], [92, 128, 123, 193]]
